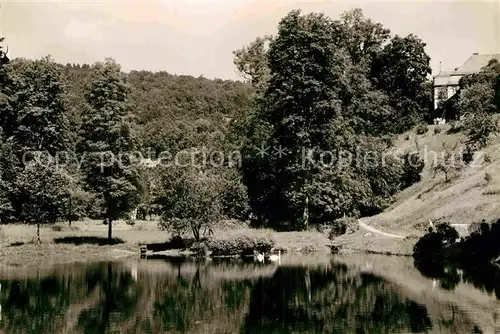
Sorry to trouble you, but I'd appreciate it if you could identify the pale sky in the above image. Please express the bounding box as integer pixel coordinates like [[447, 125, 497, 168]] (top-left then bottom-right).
[[1, 0, 499, 80]]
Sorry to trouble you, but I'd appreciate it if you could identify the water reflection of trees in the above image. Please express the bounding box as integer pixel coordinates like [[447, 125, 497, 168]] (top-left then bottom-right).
[[0, 259, 439, 333], [244, 263, 432, 333], [415, 259, 500, 299]]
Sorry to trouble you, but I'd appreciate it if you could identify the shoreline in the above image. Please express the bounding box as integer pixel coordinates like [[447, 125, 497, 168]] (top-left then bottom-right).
[[0, 241, 413, 268], [0, 220, 418, 267]]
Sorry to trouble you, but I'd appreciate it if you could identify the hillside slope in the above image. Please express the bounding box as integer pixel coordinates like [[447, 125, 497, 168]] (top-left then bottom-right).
[[337, 123, 500, 254], [378, 123, 500, 231]]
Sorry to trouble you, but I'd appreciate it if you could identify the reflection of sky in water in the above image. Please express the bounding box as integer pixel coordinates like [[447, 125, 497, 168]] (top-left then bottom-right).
[[0, 255, 493, 333]]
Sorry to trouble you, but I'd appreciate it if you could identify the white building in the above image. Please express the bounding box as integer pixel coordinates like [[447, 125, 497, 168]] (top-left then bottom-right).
[[433, 53, 500, 110]]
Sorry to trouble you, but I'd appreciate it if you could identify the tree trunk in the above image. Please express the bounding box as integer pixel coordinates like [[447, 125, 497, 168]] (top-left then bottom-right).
[[37, 223, 40, 245], [303, 196, 309, 230], [68, 197, 72, 227], [107, 217, 112, 243], [192, 225, 200, 241]]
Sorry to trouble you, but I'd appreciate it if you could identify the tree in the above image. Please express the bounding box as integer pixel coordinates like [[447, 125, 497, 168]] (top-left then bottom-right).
[[240, 10, 426, 229], [80, 59, 142, 242], [233, 35, 273, 95], [0, 37, 9, 65], [157, 167, 223, 240], [0, 129, 17, 222], [63, 170, 92, 226], [338, 8, 390, 67], [0, 57, 74, 223], [432, 143, 463, 181], [250, 10, 344, 228], [458, 59, 500, 149], [2, 57, 73, 155], [15, 160, 69, 243], [372, 34, 432, 132]]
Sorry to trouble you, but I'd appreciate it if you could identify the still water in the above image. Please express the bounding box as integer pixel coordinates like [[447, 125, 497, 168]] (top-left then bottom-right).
[[0, 254, 497, 334]]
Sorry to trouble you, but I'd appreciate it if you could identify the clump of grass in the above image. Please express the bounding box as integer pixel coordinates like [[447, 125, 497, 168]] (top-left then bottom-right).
[[9, 241, 25, 247], [485, 172, 492, 184], [484, 153, 492, 164], [415, 123, 428, 135], [483, 188, 500, 195], [434, 126, 442, 135], [51, 225, 63, 232]]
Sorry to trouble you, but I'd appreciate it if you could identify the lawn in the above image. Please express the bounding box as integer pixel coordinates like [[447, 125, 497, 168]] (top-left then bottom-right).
[[0, 218, 334, 266]]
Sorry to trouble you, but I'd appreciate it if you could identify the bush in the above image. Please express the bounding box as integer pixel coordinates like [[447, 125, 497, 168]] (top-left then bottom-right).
[[434, 126, 442, 134], [51, 225, 63, 232], [462, 149, 474, 165], [415, 123, 428, 135], [485, 172, 492, 183], [435, 222, 459, 244], [400, 152, 424, 188], [484, 154, 492, 164], [190, 241, 210, 257], [146, 235, 195, 252], [125, 217, 136, 226], [329, 217, 359, 239], [53, 236, 125, 245], [207, 234, 275, 256]]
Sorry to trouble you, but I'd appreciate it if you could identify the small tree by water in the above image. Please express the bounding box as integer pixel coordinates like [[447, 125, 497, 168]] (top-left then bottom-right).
[[158, 168, 223, 240], [15, 161, 69, 243]]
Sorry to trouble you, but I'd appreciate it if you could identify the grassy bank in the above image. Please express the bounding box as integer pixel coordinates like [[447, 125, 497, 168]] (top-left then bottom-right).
[[0, 219, 335, 266]]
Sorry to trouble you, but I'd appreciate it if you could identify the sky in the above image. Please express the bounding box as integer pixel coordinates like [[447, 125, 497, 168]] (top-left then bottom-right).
[[1, 0, 499, 80]]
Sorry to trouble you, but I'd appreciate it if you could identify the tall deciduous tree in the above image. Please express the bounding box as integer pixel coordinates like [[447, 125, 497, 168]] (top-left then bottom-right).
[[2, 57, 73, 155], [80, 59, 141, 242], [338, 8, 390, 68], [372, 34, 432, 132], [0, 57, 74, 224], [244, 10, 345, 228], [233, 35, 273, 95]]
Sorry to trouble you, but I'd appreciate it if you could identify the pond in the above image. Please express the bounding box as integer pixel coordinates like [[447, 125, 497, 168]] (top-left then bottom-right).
[[0, 254, 497, 333]]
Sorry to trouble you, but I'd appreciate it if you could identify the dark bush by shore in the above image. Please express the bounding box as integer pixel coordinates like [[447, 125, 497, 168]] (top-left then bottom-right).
[[54, 236, 125, 246], [412, 219, 500, 297]]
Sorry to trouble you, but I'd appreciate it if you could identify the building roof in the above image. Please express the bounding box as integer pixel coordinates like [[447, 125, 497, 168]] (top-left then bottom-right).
[[455, 53, 500, 74], [433, 53, 500, 87]]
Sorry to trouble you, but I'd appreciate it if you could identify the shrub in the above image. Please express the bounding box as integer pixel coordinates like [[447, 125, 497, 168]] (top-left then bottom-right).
[[400, 152, 425, 188], [485, 172, 492, 183], [484, 154, 492, 163], [207, 238, 239, 256], [415, 123, 428, 135], [51, 225, 63, 232], [53, 236, 125, 245], [9, 241, 25, 247], [462, 147, 474, 165], [329, 217, 359, 239], [190, 241, 210, 257], [125, 217, 136, 226], [434, 126, 442, 134], [146, 235, 196, 252], [435, 222, 459, 244], [483, 187, 500, 195], [207, 234, 275, 256]]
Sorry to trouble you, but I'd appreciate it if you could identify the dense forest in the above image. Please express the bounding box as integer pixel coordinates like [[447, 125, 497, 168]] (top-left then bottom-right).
[[0, 9, 499, 242]]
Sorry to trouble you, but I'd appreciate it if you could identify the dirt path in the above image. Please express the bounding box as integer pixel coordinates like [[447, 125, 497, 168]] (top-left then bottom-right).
[[358, 219, 406, 239]]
